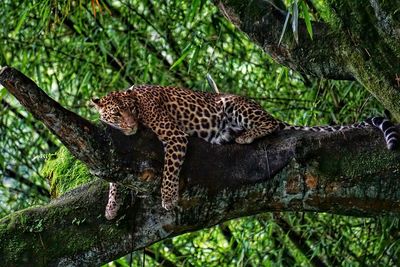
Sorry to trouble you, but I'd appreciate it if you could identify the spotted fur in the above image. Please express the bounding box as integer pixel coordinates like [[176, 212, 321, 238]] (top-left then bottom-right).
[[105, 182, 120, 220], [279, 117, 398, 150], [92, 85, 399, 218]]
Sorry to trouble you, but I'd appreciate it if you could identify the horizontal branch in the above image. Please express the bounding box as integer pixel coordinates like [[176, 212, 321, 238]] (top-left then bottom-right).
[[213, 0, 354, 80], [0, 67, 399, 265]]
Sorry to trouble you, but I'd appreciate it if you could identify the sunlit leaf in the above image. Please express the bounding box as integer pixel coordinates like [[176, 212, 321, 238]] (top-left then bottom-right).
[[12, 9, 29, 37], [0, 87, 7, 101], [301, 1, 313, 40], [275, 69, 284, 89], [188, 45, 200, 74], [189, 0, 201, 22], [170, 43, 192, 70], [38, 0, 51, 30]]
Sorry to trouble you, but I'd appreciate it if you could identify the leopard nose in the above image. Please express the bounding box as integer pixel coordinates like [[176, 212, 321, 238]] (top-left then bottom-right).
[[125, 117, 136, 127], [127, 122, 137, 128], [123, 126, 137, 135]]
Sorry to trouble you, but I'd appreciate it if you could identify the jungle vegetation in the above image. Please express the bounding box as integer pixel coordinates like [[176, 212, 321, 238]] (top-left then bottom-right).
[[1, 0, 400, 266]]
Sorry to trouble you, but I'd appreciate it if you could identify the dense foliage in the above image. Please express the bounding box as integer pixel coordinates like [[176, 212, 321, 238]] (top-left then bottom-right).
[[0, 0, 398, 265]]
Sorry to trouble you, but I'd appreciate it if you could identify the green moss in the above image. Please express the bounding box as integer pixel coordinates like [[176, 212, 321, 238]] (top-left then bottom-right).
[[41, 146, 94, 198], [318, 148, 399, 178], [1, 208, 98, 265]]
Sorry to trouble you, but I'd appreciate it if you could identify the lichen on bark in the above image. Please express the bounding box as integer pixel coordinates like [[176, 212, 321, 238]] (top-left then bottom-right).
[[323, 1, 400, 120]]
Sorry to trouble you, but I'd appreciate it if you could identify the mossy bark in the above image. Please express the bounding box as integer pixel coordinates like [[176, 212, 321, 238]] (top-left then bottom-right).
[[0, 67, 400, 265], [215, 0, 400, 120], [325, 1, 400, 121]]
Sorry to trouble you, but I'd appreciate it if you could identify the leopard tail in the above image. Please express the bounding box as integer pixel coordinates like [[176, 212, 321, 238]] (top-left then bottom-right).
[[279, 117, 398, 150]]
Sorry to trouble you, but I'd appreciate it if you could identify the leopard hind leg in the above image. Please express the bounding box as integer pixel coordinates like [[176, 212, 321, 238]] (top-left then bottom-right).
[[105, 182, 121, 220]]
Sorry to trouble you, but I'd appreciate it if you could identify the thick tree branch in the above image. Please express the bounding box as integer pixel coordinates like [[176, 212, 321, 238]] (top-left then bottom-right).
[[0, 67, 399, 265], [213, 0, 400, 120], [324, 0, 400, 120], [213, 0, 354, 80]]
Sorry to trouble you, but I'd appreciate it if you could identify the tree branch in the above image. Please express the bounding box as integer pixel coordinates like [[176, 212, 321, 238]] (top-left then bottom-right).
[[1, 98, 58, 150], [213, 0, 400, 120], [213, 0, 354, 80], [0, 67, 399, 265], [0, 67, 107, 172]]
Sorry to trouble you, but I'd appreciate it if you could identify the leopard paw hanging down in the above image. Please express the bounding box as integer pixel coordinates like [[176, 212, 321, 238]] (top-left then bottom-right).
[[92, 85, 399, 219]]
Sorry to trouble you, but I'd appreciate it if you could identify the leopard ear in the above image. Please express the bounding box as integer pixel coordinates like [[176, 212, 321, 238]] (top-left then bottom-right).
[[90, 98, 101, 109]]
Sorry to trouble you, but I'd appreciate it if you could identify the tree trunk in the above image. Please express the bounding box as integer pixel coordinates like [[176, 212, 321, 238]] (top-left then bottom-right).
[[0, 67, 399, 266]]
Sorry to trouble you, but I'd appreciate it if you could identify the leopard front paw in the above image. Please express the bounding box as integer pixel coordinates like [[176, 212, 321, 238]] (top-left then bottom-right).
[[162, 196, 178, 211], [235, 136, 254, 144], [139, 169, 156, 182]]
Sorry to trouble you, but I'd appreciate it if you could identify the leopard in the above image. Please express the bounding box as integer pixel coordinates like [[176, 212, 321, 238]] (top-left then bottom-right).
[[91, 85, 399, 220]]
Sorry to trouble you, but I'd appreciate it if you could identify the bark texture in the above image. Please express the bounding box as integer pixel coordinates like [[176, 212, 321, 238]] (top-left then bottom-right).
[[214, 0, 400, 120], [0, 67, 400, 266]]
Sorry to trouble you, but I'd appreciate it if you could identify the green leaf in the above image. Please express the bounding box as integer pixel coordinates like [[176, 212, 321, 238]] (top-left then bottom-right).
[[301, 1, 313, 40], [0, 87, 7, 101], [189, 0, 201, 22], [38, 0, 51, 30], [78, 71, 92, 93], [188, 45, 200, 74], [275, 69, 284, 89], [12, 9, 29, 37], [170, 43, 192, 70]]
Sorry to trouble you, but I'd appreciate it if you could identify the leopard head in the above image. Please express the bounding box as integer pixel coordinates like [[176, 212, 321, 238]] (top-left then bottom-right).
[[91, 91, 139, 135]]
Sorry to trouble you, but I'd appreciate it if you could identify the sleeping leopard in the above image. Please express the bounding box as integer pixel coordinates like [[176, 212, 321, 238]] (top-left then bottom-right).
[[91, 85, 399, 220]]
